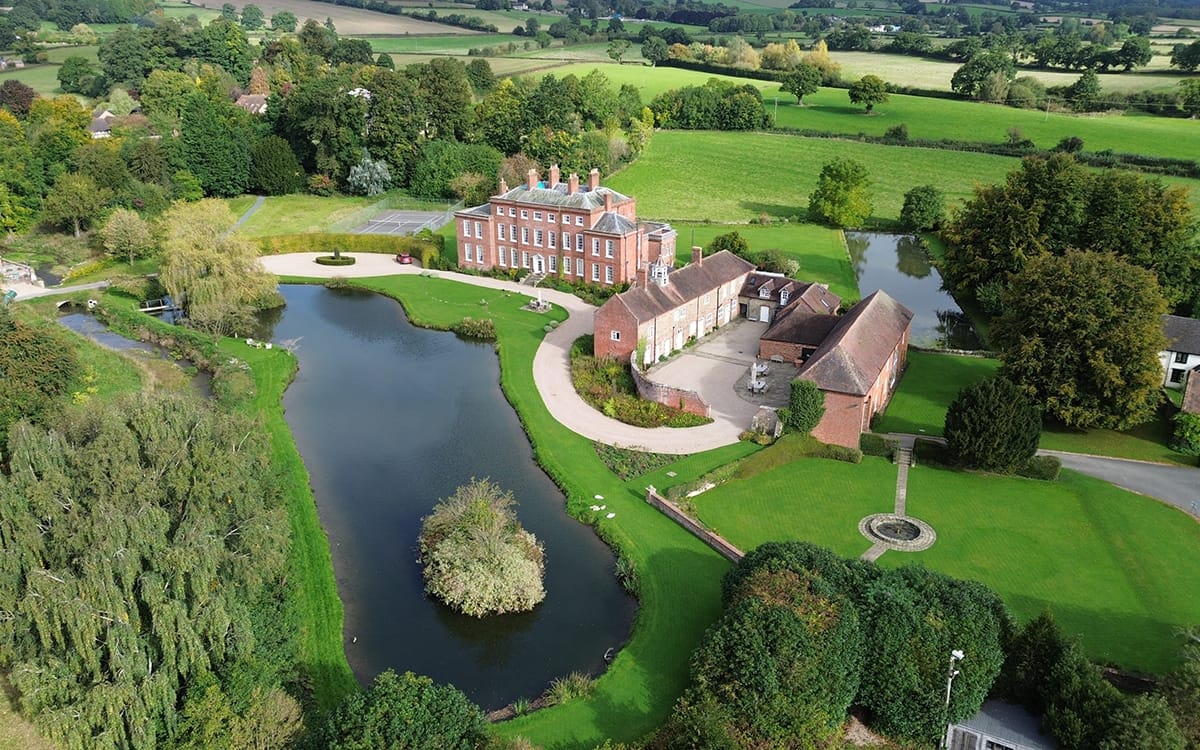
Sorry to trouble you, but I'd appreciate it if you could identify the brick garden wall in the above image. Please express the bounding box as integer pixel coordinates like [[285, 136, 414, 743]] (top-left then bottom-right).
[[630, 353, 711, 417], [645, 488, 744, 562]]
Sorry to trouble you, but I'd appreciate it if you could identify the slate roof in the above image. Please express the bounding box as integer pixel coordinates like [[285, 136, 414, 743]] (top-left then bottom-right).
[[1163, 314, 1200, 355], [797, 290, 913, 396], [958, 701, 1057, 750], [760, 305, 840, 348], [235, 94, 268, 114], [741, 272, 842, 315], [493, 183, 631, 211], [88, 117, 112, 134], [609, 251, 755, 322], [459, 203, 492, 217], [591, 212, 637, 235]]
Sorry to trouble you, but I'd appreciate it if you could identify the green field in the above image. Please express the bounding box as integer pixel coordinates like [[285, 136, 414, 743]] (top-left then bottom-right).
[[770, 85, 1200, 163], [232, 194, 381, 236], [872, 351, 1001, 436], [607, 130, 1021, 224], [691, 452, 1200, 674], [675, 222, 858, 301], [369, 34, 524, 54], [550, 61, 784, 100]]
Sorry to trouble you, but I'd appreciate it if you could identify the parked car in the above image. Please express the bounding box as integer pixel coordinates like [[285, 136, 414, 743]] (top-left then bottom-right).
[[395, 253, 413, 264]]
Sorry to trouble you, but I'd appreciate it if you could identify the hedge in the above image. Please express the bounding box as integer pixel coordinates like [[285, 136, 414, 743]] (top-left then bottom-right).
[[257, 234, 443, 268], [314, 256, 356, 266], [1016, 455, 1061, 482], [859, 432, 899, 458]]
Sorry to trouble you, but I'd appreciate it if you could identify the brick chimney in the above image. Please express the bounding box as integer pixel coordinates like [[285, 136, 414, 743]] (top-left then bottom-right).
[[497, 176, 508, 195], [603, 192, 613, 212], [548, 164, 560, 189], [526, 168, 537, 190], [567, 172, 579, 195], [588, 168, 600, 191], [636, 263, 647, 289], [691, 246, 703, 266]]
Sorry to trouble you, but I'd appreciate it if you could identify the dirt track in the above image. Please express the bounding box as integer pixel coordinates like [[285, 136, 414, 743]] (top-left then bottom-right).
[[194, 0, 479, 36]]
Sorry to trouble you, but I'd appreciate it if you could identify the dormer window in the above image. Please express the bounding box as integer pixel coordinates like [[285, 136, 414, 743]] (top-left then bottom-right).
[[758, 285, 771, 299], [779, 289, 789, 306], [650, 261, 669, 287]]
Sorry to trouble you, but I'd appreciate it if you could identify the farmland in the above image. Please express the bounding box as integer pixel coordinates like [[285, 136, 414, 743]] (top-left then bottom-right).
[[202, 0, 476, 35]]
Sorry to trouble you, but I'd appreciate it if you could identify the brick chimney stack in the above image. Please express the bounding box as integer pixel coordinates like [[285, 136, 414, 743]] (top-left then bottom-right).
[[588, 168, 600, 191], [692, 246, 703, 266], [526, 168, 537, 190], [567, 172, 579, 195], [497, 176, 508, 195], [636, 263, 648, 288], [603, 192, 613, 212], [548, 164, 560, 189]]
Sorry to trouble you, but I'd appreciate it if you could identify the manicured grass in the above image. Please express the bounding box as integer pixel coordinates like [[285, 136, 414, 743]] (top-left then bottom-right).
[[218, 339, 359, 710], [232, 194, 380, 237], [692, 455, 896, 558], [893, 465, 1200, 673], [675, 222, 858, 301], [0, 65, 64, 96], [691, 444, 1200, 674], [607, 130, 1022, 223], [226, 195, 257, 219], [872, 351, 1001, 437], [1039, 411, 1192, 466], [770, 85, 1200, 163], [308, 273, 760, 748]]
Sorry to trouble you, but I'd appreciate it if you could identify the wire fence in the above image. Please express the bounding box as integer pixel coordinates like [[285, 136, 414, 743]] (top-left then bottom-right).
[[326, 193, 464, 235]]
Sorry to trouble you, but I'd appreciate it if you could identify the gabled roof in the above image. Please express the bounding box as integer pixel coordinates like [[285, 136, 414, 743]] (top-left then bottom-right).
[[958, 701, 1057, 750], [1164, 314, 1200, 355], [797, 291, 913, 396], [235, 94, 268, 114], [493, 183, 630, 211], [88, 117, 112, 133], [606, 251, 755, 322], [761, 305, 840, 348], [591, 212, 636, 235]]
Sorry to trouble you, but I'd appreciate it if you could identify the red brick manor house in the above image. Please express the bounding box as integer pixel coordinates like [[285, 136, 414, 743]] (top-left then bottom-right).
[[454, 166, 676, 286]]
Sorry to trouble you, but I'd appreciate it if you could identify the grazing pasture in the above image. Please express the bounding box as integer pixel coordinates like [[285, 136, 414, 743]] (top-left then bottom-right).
[[607, 130, 1022, 223], [202, 0, 475, 35]]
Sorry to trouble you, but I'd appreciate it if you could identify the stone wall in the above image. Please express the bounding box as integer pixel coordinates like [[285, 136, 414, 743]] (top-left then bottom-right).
[[645, 487, 744, 562], [629, 352, 710, 417]]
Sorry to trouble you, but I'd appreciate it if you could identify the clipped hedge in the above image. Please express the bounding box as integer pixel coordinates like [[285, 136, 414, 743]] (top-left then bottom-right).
[[1016, 455, 1061, 482], [315, 255, 356, 266], [859, 432, 899, 458], [258, 233, 442, 268], [913, 437, 950, 466]]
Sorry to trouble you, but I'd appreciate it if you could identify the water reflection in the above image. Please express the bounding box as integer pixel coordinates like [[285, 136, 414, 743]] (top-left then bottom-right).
[[264, 285, 635, 708], [846, 232, 981, 349]]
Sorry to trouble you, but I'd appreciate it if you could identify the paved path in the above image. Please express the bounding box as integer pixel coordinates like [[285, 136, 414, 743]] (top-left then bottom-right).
[[257, 253, 748, 453], [5, 279, 110, 300], [233, 195, 266, 229], [1042, 450, 1200, 518], [892, 435, 915, 516]]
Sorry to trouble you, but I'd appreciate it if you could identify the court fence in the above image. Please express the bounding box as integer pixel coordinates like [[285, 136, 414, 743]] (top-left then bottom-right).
[[326, 193, 464, 235]]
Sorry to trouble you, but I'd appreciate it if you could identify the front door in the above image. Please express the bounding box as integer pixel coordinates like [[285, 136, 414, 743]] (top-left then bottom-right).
[[759, 305, 771, 323], [533, 255, 545, 274]]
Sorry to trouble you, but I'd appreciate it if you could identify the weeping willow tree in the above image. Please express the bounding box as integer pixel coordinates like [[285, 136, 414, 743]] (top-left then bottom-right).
[[0, 395, 293, 750], [158, 199, 281, 337]]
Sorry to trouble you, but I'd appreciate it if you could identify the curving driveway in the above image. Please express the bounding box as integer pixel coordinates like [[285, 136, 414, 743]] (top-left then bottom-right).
[[257, 253, 749, 453]]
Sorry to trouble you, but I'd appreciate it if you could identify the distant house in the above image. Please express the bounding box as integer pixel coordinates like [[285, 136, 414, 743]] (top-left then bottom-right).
[[947, 700, 1057, 750], [235, 94, 268, 115], [594, 248, 755, 365], [769, 291, 913, 448], [88, 112, 113, 139], [1161, 314, 1200, 390], [737, 271, 841, 324]]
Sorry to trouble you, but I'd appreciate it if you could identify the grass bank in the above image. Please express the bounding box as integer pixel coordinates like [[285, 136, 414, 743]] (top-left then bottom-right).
[[217, 339, 359, 710], [332, 272, 760, 748], [690, 447, 1200, 674]]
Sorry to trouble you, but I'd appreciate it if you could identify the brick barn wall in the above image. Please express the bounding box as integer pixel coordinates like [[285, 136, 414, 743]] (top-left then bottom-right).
[[811, 391, 865, 449], [594, 300, 637, 360], [759, 340, 801, 362]]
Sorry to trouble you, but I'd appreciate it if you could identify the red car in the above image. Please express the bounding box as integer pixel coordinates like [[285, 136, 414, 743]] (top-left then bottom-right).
[[395, 253, 413, 265]]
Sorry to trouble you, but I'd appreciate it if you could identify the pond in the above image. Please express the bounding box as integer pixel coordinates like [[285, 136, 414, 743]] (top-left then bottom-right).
[[846, 232, 982, 350], [265, 284, 635, 709]]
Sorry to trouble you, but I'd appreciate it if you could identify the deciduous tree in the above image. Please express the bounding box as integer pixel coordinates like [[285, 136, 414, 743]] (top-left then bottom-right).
[[271, 10, 297, 32], [780, 63, 821, 105], [0, 79, 36, 119], [899, 184, 944, 231], [848, 74, 889, 113], [41, 173, 110, 237], [808, 158, 872, 227], [99, 207, 156, 265], [993, 251, 1167, 430]]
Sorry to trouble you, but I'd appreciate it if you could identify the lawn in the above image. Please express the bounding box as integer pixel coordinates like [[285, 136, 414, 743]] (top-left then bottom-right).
[[549, 61, 785, 101], [231, 193, 381, 236], [770, 85, 1200, 163], [369, 34, 524, 54], [606, 130, 1022, 223], [875, 351, 1192, 465], [315, 272, 763, 748], [872, 351, 1001, 436], [676, 222, 858, 301], [690, 447, 1200, 674]]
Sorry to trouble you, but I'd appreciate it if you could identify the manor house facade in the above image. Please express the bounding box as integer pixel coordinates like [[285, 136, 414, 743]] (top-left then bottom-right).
[[454, 166, 676, 286]]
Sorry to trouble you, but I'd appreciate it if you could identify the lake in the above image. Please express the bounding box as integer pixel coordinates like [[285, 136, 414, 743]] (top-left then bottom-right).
[[846, 232, 982, 350], [266, 284, 635, 709]]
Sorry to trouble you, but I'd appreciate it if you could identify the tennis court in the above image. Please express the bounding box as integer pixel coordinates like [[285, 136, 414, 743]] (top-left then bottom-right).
[[351, 209, 449, 235]]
